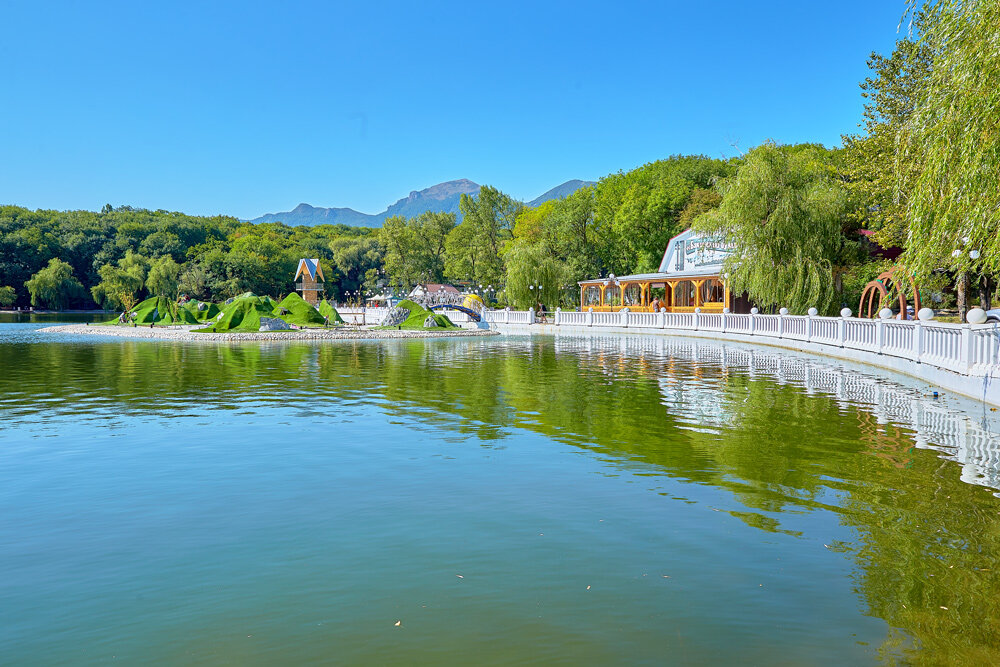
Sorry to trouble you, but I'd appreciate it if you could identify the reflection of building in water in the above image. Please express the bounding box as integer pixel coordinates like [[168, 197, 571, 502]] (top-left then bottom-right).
[[553, 334, 1000, 492]]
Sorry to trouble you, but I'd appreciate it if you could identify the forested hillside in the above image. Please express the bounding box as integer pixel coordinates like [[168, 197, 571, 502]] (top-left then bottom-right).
[[0, 206, 378, 309]]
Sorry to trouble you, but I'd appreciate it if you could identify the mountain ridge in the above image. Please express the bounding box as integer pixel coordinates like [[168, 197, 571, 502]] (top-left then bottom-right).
[[250, 178, 593, 227]]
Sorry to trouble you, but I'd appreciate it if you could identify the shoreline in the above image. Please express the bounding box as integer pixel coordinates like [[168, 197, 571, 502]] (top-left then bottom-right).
[[38, 323, 499, 342]]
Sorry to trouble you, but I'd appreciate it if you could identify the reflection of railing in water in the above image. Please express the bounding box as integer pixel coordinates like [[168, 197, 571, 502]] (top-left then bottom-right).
[[552, 334, 1000, 493]]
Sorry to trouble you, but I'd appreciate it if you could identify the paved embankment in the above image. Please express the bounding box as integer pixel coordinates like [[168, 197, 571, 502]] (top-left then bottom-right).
[[39, 324, 498, 342]]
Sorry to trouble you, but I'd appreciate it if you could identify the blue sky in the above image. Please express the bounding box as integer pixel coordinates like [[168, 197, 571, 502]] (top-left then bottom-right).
[[0, 1, 905, 219]]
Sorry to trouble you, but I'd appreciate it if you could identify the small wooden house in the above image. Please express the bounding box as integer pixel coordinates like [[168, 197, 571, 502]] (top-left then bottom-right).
[[294, 258, 325, 305]]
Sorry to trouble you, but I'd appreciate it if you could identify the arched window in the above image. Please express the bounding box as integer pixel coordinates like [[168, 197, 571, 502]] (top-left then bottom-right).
[[700, 279, 725, 305], [673, 281, 695, 308]]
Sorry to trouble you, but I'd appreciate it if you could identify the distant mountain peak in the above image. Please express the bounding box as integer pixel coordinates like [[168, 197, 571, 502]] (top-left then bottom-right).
[[250, 178, 591, 228]]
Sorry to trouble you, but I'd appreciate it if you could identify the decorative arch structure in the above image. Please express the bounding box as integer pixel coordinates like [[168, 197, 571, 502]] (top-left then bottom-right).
[[858, 266, 921, 319]]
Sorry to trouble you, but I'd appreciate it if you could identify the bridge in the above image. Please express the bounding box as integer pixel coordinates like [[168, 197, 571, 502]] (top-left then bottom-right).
[[430, 304, 481, 322]]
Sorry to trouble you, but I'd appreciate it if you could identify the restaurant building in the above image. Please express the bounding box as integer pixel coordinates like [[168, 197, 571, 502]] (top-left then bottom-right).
[[578, 229, 751, 313]]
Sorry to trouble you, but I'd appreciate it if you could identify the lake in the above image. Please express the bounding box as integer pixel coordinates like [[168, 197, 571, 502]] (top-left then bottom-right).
[[2, 319, 1000, 664]]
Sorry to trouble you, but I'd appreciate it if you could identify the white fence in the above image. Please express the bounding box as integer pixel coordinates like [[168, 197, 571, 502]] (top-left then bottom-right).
[[481, 307, 1000, 379]]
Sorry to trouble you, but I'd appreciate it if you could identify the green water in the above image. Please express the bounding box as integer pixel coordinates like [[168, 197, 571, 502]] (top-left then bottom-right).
[[2, 322, 1000, 665]]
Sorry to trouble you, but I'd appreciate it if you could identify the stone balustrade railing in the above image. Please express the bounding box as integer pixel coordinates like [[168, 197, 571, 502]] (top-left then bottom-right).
[[481, 307, 1000, 378]]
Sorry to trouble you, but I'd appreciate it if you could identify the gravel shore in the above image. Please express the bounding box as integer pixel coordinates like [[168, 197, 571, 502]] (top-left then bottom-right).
[[39, 323, 499, 342]]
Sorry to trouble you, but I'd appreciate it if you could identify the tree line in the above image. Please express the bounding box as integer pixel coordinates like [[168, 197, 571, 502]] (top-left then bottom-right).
[[0, 205, 380, 310], [3, 1, 995, 316]]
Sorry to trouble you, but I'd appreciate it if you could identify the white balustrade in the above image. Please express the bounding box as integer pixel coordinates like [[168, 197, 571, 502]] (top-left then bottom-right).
[[485, 308, 999, 380]]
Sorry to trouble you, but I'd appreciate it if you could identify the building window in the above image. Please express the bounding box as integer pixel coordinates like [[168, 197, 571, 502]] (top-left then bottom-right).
[[674, 241, 685, 271], [584, 286, 601, 306], [674, 281, 695, 307], [700, 279, 725, 305], [623, 284, 642, 306]]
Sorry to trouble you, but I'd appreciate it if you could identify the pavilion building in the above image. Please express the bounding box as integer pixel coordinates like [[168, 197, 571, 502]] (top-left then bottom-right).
[[294, 258, 325, 306], [578, 228, 751, 313]]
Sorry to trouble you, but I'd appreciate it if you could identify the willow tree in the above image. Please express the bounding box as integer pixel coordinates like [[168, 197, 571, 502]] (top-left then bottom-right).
[[503, 242, 570, 310], [899, 1, 1000, 283], [694, 143, 858, 314]]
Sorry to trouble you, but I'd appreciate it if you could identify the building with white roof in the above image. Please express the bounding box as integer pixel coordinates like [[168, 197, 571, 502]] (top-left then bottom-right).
[[577, 228, 750, 313]]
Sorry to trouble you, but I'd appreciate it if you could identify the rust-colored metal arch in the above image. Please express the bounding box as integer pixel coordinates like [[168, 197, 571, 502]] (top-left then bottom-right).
[[859, 266, 921, 319]]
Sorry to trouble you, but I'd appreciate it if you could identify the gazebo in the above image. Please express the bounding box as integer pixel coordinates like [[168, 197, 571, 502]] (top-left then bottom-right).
[[578, 229, 750, 313]]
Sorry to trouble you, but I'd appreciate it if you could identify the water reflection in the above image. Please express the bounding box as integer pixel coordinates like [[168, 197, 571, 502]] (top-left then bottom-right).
[[3, 327, 1000, 661]]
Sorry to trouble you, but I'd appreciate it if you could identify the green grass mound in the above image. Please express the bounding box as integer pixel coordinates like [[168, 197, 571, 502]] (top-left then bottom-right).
[[107, 296, 199, 325], [381, 299, 457, 330], [318, 299, 344, 324], [194, 295, 281, 333], [273, 293, 325, 326], [181, 300, 220, 322]]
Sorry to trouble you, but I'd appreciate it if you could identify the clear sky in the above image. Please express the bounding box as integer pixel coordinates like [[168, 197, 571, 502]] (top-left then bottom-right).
[[0, 0, 906, 219]]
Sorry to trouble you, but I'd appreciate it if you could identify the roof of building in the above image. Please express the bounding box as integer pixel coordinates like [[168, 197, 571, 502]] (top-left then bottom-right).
[[294, 258, 324, 282], [578, 229, 733, 285]]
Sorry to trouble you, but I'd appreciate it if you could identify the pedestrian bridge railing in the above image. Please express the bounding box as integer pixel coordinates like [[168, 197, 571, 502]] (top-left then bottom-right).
[[480, 307, 1000, 378]]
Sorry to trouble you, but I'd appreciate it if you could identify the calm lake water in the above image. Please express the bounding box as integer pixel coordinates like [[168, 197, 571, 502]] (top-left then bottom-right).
[[3, 319, 1000, 664]]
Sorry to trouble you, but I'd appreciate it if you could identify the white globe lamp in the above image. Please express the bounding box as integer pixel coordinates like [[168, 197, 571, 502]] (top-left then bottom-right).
[[967, 308, 988, 324], [879, 308, 894, 320], [840, 307, 853, 318], [917, 307, 936, 321]]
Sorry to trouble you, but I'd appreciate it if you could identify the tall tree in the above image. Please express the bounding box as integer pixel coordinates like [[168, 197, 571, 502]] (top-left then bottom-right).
[[449, 186, 521, 285], [0, 286, 16, 307], [899, 1, 1000, 284], [146, 256, 181, 298], [694, 143, 859, 314], [25, 258, 85, 310], [841, 34, 933, 248]]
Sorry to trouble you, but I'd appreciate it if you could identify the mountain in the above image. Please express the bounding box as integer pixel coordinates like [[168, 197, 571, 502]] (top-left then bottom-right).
[[250, 179, 480, 228], [250, 177, 593, 227], [527, 179, 596, 208], [381, 178, 480, 221]]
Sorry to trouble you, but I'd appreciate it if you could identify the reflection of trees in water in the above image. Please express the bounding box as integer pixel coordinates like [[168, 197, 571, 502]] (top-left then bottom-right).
[[6, 333, 1000, 659]]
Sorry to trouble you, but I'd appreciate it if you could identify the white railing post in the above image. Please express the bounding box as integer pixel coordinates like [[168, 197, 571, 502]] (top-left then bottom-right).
[[962, 325, 974, 374], [749, 310, 756, 335], [693, 307, 700, 331], [806, 314, 813, 341], [555, 307, 561, 326], [778, 312, 785, 338], [505, 307, 510, 324], [620, 307, 629, 328], [876, 318, 885, 354], [528, 307, 535, 325], [837, 318, 846, 347], [913, 321, 923, 361], [721, 310, 728, 333], [659, 307, 666, 329], [587, 307, 594, 327]]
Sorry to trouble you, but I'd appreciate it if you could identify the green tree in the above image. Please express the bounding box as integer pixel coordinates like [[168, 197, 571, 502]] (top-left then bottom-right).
[[842, 34, 933, 248], [91, 262, 145, 312], [449, 186, 521, 286], [378, 215, 418, 289], [896, 1, 1000, 307], [0, 286, 16, 307], [694, 143, 859, 314], [503, 242, 571, 310], [330, 235, 383, 297], [24, 258, 86, 310], [178, 264, 209, 300], [146, 256, 181, 298]]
